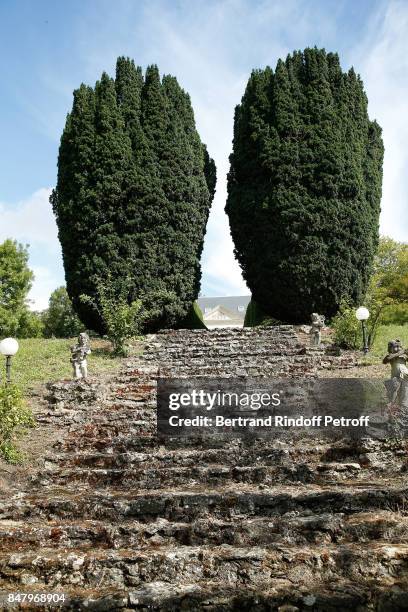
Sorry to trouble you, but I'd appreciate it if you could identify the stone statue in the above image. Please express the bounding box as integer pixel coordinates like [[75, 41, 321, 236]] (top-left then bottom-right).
[[70, 332, 91, 380], [310, 313, 325, 347], [383, 339, 408, 408]]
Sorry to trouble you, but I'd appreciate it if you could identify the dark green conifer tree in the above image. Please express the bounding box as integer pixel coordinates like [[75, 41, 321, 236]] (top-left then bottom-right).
[[52, 58, 216, 332], [51, 84, 97, 329], [226, 48, 383, 323]]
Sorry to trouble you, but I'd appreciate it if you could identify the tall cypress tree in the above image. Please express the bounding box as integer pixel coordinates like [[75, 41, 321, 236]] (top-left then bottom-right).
[[159, 76, 213, 320], [226, 48, 383, 323], [51, 84, 97, 329], [52, 58, 216, 332]]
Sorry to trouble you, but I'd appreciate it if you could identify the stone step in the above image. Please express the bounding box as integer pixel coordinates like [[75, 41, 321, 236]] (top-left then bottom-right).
[[148, 334, 301, 345], [145, 345, 304, 358], [153, 326, 296, 338], [52, 449, 364, 470], [114, 370, 158, 383], [144, 342, 304, 357], [147, 350, 312, 361], [149, 334, 299, 343], [37, 462, 368, 490], [157, 365, 318, 378], [1, 542, 408, 592], [1, 510, 407, 553], [58, 434, 160, 454], [2, 484, 407, 523], [63, 407, 156, 422], [154, 359, 355, 374], [1, 577, 407, 612], [149, 354, 307, 367], [55, 438, 402, 465], [56, 427, 403, 459], [53, 418, 157, 437]]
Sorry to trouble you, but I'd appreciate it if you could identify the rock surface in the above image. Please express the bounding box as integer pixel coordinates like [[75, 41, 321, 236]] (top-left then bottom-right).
[[0, 326, 407, 610]]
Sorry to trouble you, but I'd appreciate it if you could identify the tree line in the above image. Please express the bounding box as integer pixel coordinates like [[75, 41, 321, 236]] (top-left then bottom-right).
[[0, 240, 82, 338]]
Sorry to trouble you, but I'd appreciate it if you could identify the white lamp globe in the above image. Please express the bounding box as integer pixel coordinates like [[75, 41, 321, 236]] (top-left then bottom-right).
[[0, 338, 19, 356], [355, 307, 370, 322]]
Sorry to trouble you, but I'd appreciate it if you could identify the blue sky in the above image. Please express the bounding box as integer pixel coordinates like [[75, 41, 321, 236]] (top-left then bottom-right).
[[1, 0, 407, 309]]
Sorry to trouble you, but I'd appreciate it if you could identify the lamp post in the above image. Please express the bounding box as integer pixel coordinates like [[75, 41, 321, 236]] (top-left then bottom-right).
[[355, 307, 370, 354], [0, 338, 19, 384]]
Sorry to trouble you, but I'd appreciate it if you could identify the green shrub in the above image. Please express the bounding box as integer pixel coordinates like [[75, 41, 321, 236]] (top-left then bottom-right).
[[244, 299, 262, 327], [260, 317, 282, 327], [0, 383, 35, 463], [141, 289, 185, 332], [81, 277, 143, 356], [179, 302, 207, 329], [0, 441, 25, 463], [244, 299, 278, 327], [331, 302, 361, 349]]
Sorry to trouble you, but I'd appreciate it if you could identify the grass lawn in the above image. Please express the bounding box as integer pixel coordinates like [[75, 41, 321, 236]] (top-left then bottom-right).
[[370, 323, 408, 358], [7, 338, 122, 392]]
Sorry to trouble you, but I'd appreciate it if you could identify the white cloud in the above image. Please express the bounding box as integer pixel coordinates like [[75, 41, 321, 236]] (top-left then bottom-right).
[[27, 266, 58, 311], [352, 0, 408, 241], [0, 188, 64, 310], [200, 156, 249, 297], [0, 188, 59, 249]]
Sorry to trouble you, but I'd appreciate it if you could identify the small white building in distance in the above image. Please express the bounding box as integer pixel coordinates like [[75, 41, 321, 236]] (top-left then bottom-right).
[[197, 296, 251, 329]]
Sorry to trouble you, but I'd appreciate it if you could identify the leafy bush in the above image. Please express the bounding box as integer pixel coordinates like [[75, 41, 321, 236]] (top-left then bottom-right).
[[0, 383, 35, 463], [331, 237, 408, 350], [331, 301, 362, 349], [179, 302, 207, 329], [141, 289, 186, 332], [81, 277, 143, 356], [374, 237, 408, 303], [260, 317, 282, 327], [364, 237, 408, 331], [332, 296, 405, 352]]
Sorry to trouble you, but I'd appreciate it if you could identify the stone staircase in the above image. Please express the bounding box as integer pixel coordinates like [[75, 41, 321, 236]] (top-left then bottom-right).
[[146, 326, 356, 378], [0, 327, 407, 611]]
